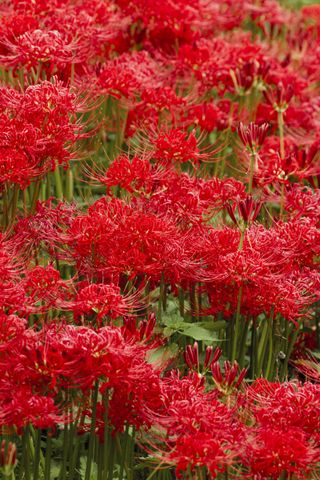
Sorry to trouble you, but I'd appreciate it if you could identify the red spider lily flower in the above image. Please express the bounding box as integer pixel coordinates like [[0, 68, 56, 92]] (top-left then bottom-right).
[[151, 128, 211, 167], [66, 197, 199, 284], [97, 51, 164, 100], [144, 370, 244, 477], [0, 29, 82, 72], [114, 0, 212, 52], [0, 0, 129, 80], [23, 264, 73, 314], [293, 357, 320, 383], [0, 80, 86, 188], [184, 101, 230, 132], [167, 432, 232, 479], [184, 342, 200, 371], [73, 282, 139, 323], [92, 157, 246, 225], [0, 313, 26, 350], [0, 318, 166, 432], [184, 343, 222, 373], [285, 185, 320, 221], [226, 196, 262, 228], [125, 87, 187, 136], [253, 136, 320, 187], [11, 199, 77, 261], [200, 219, 320, 322], [237, 122, 269, 152], [264, 81, 294, 112], [246, 379, 320, 436], [242, 427, 319, 479], [211, 360, 247, 395], [87, 154, 164, 196], [121, 313, 163, 349], [0, 385, 62, 431]]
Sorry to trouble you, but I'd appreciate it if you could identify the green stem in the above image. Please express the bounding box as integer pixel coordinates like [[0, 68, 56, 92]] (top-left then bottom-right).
[[23, 426, 31, 480], [59, 423, 69, 480], [250, 321, 257, 378], [278, 110, 285, 160], [32, 428, 41, 480], [44, 431, 52, 480], [248, 151, 256, 194], [10, 185, 19, 226], [238, 318, 250, 367], [256, 318, 269, 376], [107, 438, 116, 480], [179, 288, 185, 318], [102, 393, 110, 477], [231, 284, 243, 362], [66, 168, 74, 202], [278, 110, 286, 218], [85, 382, 99, 480], [54, 166, 64, 200], [68, 429, 81, 480], [265, 316, 274, 380], [190, 283, 197, 322], [2, 188, 9, 229], [30, 180, 41, 214], [146, 463, 165, 480], [117, 427, 130, 480], [280, 323, 300, 380]]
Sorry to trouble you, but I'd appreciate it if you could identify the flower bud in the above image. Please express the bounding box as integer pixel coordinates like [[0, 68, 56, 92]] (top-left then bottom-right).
[[0, 440, 17, 477]]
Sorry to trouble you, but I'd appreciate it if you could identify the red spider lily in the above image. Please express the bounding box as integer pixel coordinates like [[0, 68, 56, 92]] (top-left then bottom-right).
[[198, 219, 320, 321], [293, 357, 320, 383], [242, 427, 319, 479], [73, 282, 140, 323], [89, 150, 246, 226], [0, 29, 83, 72], [87, 154, 165, 196], [226, 196, 262, 228], [0, 0, 129, 80], [246, 379, 320, 435], [144, 370, 244, 478], [285, 185, 320, 221], [23, 264, 73, 314], [211, 360, 247, 395], [97, 51, 164, 100], [11, 199, 77, 261], [0, 313, 26, 349], [183, 101, 231, 132], [121, 313, 163, 349], [0, 317, 165, 432], [66, 197, 200, 283], [0, 80, 86, 188], [151, 128, 211, 167], [264, 81, 294, 111], [252, 136, 320, 187], [184, 342, 222, 373], [114, 0, 213, 52], [125, 87, 188, 137], [237, 122, 269, 152], [167, 432, 232, 479], [0, 384, 63, 431], [0, 0, 320, 476]]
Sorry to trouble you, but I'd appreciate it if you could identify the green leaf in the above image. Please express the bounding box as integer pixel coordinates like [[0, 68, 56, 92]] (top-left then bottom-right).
[[147, 343, 179, 366], [162, 313, 185, 329], [79, 457, 98, 480], [50, 463, 60, 480], [180, 324, 218, 342]]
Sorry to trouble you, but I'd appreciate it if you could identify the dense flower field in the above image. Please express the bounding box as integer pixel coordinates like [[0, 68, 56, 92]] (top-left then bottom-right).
[[0, 0, 320, 479]]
